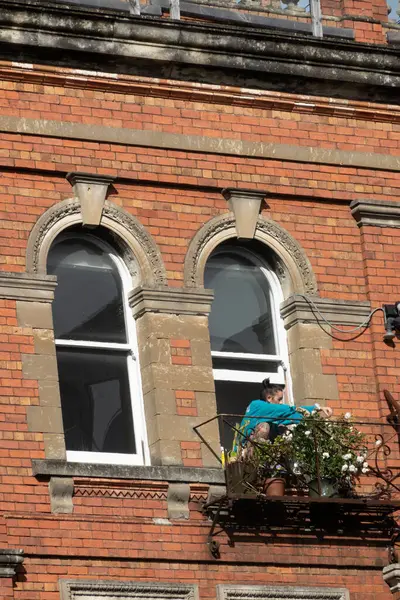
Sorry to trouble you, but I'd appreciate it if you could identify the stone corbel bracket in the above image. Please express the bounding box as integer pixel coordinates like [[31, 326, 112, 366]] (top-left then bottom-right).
[[222, 188, 267, 239], [383, 563, 400, 595], [281, 294, 372, 331], [167, 483, 190, 519], [49, 476, 74, 514], [350, 199, 400, 228], [66, 172, 115, 227], [0, 549, 24, 578]]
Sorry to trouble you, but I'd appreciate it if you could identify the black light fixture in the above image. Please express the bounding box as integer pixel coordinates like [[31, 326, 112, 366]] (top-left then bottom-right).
[[383, 302, 400, 342]]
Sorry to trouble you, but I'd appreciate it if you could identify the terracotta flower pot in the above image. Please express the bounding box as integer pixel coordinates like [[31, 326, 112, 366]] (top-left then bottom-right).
[[263, 477, 285, 497]]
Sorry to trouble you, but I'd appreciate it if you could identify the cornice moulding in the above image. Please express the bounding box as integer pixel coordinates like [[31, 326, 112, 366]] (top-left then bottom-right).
[[0, 273, 57, 302], [129, 286, 214, 318], [280, 294, 371, 330], [0, 63, 399, 125], [350, 199, 400, 228], [0, 1, 399, 92]]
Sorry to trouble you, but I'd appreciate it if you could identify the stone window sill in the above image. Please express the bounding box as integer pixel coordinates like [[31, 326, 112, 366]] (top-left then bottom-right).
[[32, 459, 225, 484]]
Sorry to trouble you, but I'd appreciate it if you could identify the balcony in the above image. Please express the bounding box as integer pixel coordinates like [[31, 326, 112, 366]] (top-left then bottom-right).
[[195, 406, 400, 558]]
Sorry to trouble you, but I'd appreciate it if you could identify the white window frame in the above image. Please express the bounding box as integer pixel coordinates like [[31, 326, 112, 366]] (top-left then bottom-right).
[[209, 246, 293, 405], [52, 232, 149, 466]]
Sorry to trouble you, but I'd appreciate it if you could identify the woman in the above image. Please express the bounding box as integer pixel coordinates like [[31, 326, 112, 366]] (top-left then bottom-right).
[[239, 378, 332, 451]]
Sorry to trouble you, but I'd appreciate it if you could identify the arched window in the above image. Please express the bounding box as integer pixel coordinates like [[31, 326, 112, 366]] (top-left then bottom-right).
[[204, 244, 291, 433], [47, 231, 147, 465]]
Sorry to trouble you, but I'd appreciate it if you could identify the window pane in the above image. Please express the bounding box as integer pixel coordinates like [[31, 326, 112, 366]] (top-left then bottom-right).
[[57, 347, 136, 454], [215, 380, 262, 450], [212, 356, 280, 373], [204, 253, 276, 355], [48, 237, 127, 343]]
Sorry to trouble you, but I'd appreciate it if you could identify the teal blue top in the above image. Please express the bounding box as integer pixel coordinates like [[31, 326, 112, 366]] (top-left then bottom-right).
[[238, 400, 316, 443]]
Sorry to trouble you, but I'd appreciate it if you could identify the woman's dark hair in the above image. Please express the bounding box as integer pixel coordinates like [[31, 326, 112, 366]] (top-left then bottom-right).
[[260, 378, 285, 401]]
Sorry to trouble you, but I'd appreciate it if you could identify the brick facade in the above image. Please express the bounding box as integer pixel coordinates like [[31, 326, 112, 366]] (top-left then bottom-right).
[[0, 0, 399, 598]]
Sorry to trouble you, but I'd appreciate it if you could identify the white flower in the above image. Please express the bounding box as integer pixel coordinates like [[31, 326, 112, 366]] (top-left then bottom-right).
[[363, 462, 369, 469], [342, 453, 352, 461], [376, 439, 382, 447], [349, 464, 357, 473], [284, 432, 293, 441], [356, 456, 364, 463], [293, 462, 301, 475], [322, 452, 330, 459], [362, 467, 369, 474], [304, 430, 312, 437], [314, 403, 321, 410], [344, 412, 352, 420], [342, 464, 349, 472]]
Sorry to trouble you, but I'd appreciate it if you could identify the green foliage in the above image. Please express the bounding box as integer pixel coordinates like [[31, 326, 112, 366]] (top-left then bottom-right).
[[254, 433, 294, 478]]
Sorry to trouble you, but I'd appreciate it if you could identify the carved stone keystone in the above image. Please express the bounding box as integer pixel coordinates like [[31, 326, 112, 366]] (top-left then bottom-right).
[[66, 172, 114, 227], [383, 563, 400, 594], [0, 549, 24, 578], [222, 188, 266, 239]]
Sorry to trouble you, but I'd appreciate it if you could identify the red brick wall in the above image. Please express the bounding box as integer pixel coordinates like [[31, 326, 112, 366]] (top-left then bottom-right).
[[0, 60, 399, 598]]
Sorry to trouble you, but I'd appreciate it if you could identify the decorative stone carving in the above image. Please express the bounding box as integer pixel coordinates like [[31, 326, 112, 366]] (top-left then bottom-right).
[[217, 585, 350, 600], [49, 476, 74, 514], [222, 188, 266, 239], [26, 199, 167, 285], [350, 199, 400, 228], [0, 549, 24, 578], [129, 286, 214, 318], [167, 482, 190, 519], [281, 294, 372, 330], [66, 172, 114, 227], [59, 580, 199, 600], [256, 218, 317, 295], [184, 213, 317, 295]]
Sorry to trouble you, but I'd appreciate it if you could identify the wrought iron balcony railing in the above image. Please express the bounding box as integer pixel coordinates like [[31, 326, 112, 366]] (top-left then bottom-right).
[[194, 412, 400, 558]]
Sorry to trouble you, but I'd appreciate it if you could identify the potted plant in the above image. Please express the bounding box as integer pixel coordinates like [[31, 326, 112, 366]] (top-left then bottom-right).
[[254, 432, 294, 496], [290, 409, 369, 497]]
